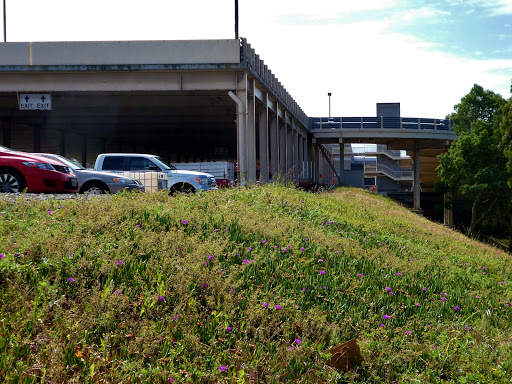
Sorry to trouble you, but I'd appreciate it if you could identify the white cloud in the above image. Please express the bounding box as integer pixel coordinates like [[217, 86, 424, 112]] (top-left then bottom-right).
[[401, 7, 451, 22], [467, 0, 512, 16]]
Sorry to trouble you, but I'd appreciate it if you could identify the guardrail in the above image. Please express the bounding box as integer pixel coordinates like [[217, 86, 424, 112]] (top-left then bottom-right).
[[365, 164, 413, 181], [240, 38, 309, 129], [310, 116, 453, 131]]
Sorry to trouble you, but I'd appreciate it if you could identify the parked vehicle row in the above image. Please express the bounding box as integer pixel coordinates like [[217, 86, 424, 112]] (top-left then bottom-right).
[[0, 146, 218, 195], [35, 153, 144, 194], [0, 146, 145, 194]]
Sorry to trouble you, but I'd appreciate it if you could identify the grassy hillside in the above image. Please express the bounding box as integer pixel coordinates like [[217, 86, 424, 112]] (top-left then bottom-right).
[[0, 185, 511, 383]]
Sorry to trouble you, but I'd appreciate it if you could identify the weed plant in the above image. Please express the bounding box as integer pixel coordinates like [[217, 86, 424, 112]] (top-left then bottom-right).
[[0, 185, 511, 383]]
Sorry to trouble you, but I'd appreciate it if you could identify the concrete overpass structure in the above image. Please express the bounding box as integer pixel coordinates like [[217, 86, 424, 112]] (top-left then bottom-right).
[[0, 38, 457, 212], [0, 38, 312, 186], [310, 115, 457, 211]]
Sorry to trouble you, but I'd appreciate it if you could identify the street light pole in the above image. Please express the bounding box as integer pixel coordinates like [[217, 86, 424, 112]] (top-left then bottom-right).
[[235, 0, 239, 39], [328, 92, 332, 118], [3, 0, 6, 42]]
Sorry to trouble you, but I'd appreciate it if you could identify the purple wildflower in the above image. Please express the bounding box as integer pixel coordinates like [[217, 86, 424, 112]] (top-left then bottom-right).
[[263, 302, 268, 308], [385, 287, 392, 292], [405, 331, 412, 335], [115, 259, 124, 266], [454, 306, 461, 311], [226, 326, 232, 332], [358, 273, 362, 277], [465, 326, 471, 331], [318, 259, 323, 262], [67, 277, 75, 283], [201, 283, 209, 288], [262, 239, 266, 244], [383, 315, 391, 319], [319, 271, 326, 275], [158, 295, 165, 302], [208, 255, 214, 260], [0, 254, 5, 260], [396, 273, 402, 276], [442, 297, 447, 302], [135, 224, 140, 228], [181, 220, 189, 225], [275, 305, 282, 310], [295, 338, 302, 344], [219, 366, 228, 373]]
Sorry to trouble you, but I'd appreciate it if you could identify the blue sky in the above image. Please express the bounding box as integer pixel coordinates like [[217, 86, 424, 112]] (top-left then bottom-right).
[[1, 0, 511, 118]]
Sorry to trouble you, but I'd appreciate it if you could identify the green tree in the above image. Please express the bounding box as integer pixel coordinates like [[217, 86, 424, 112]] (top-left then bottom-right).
[[499, 96, 512, 251], [437, 84, 509, 237]]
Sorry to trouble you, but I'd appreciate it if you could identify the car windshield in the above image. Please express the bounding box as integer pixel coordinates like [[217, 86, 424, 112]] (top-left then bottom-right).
[[153, 156, 177, 170], [39, 154, 85, 170]]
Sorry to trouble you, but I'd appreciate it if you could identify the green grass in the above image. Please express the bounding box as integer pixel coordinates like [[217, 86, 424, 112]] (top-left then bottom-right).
[[0, 185, 511, 383]]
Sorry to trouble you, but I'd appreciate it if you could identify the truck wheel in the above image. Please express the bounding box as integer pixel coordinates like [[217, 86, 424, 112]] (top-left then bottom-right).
[[169, 183, 195, 196], [81, 182, 108, 195], [0, 169, 26, 193]]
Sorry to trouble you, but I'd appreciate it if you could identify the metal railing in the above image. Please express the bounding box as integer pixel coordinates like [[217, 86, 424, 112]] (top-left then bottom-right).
[[347, 144, 409, 160], [240, 38, 309, 128], [364, 164, 413, 181], [310, 116, 453, 131]]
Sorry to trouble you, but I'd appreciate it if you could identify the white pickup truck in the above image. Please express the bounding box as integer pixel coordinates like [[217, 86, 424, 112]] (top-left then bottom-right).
[[93, 153, 217, 194]]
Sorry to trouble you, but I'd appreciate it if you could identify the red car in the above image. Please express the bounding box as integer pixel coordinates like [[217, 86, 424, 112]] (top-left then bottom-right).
[[0, 145, 78, 193]]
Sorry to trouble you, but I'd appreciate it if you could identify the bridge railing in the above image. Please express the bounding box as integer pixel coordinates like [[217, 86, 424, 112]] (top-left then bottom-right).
[[365, 164, 414, 181], [240, 38, 309, 128], [310, 116, 453, 131]]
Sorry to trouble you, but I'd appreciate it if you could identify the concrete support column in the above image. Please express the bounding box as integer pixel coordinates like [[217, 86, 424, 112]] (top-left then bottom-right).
[[247, 91, 257, 184], [279, 121, 286, 179], [413, 144, 421, 212], [231, 72, 248, 186], [286, 126, 293, 181], [309, 140, 317, 183], [337, 138, 344, 185], [258, 104, 269, 184], [293, 128, 299, 182], [298, 134, 304, 182], [314, 143, 321, 183], [270, 113, 278, 181]]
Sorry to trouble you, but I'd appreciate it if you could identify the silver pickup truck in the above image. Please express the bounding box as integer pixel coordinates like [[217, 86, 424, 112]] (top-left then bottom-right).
[[93, 153, 217, 194]]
